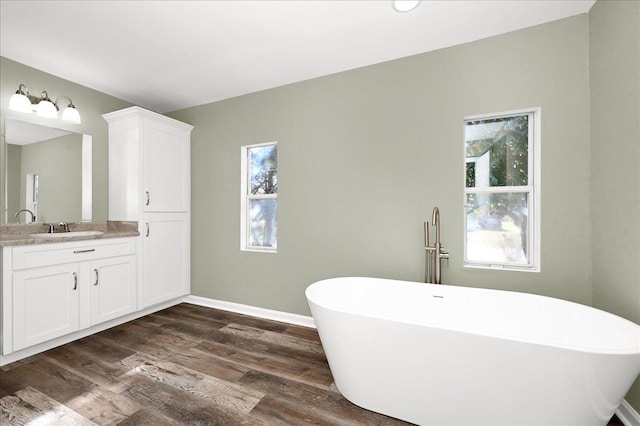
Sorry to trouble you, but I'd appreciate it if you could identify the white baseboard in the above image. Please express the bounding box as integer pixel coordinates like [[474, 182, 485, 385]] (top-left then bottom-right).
[[184, 295, 316, 329], [617, 399, 640, 426]]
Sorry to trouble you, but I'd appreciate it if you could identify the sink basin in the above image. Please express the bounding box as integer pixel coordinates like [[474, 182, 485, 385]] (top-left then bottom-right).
[[31, 230, 104, 239]]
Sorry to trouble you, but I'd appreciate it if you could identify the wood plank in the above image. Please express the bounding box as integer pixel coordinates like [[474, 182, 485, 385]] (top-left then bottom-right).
[[216, 323, 330, 373], [2, 359, 94, 404], [158, 346, 250, 382], [221, 322, 325, 355], [41, 345, 131, 392], [193, 339, 335, 390], [183, 320, 329, 368], [92, 321, 198, 359], [146, 305, 229, 331], [114, 408, 181, 426], [63, 386, 140, 426], [70, 335, 136, 364], [119, 352, 264, 414], [240, 369, 409, 425], [120, 374, 270, 425], [0, 386, 95, 425], [0, 370, 25, 399], [170, 303, 290, 333], [283, 324, 322, 342], [250, 394, 363, 426]]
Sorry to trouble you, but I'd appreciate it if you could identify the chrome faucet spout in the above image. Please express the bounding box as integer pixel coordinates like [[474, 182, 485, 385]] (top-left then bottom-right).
[[431, 207, 440, 245], [15, 209, 35, 223]]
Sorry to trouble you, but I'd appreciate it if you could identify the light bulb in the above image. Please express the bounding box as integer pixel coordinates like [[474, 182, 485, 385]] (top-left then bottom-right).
[[61, 106, 81, 124], [36, 91, 58, 118], [37, 99, 58, 118], [393, 0, 421, 12], [9, 86, 33, 113]]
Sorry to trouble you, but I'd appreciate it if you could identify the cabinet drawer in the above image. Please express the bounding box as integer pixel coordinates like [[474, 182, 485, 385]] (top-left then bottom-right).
[[12, 238, 137, 270]]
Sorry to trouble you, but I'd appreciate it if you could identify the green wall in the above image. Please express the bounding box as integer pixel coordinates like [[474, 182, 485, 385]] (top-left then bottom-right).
[[589, 0, 640, 413], [0, 57, 132, 223], [169, 14, 592, 314]]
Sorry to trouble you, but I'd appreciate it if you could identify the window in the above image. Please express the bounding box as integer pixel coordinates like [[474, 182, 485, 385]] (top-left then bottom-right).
[[464, 108, 540, 271], [241, 142, 278, 252]]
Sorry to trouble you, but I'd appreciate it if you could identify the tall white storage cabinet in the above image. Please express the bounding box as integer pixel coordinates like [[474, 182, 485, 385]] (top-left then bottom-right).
[[104, 107, 192, 308]]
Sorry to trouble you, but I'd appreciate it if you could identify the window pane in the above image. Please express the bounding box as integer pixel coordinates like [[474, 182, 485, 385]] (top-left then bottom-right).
[[249, 199, 277, 248], [250, 145, 277, 195], [465, 192, 529, 265], [465, 115, 528, 188]]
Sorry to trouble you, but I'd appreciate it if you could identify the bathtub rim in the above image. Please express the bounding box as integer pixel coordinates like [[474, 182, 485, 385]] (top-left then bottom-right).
[[306, 276, 640, 356]]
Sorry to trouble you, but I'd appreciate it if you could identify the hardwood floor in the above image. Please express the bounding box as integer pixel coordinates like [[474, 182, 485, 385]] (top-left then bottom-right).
[[0, 303, 627, 425], [0, 303, 406, 425]]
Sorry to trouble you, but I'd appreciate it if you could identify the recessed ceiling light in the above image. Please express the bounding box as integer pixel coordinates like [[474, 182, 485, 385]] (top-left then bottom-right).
[[393, 0, 421, 13]]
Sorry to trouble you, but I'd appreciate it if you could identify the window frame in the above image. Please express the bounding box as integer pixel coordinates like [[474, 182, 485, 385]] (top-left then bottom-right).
[[240, 141, 278, 253], [463, 107, 541, 272]]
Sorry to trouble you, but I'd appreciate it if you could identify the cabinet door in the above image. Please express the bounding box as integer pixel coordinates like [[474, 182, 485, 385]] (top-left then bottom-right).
[[90, 255, 137, 326], [142, 215, 189, 306], [13, 264, 80, 351], [143, 121, 189, 213]]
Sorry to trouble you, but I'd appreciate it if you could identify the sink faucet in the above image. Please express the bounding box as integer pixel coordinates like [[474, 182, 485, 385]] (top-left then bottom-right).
[[424, 207, 449, 284], [58, 222, 70, 233], [14, 209, 35, 224]]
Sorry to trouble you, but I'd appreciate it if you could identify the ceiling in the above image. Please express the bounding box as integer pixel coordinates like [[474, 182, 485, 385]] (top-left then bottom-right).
[[1, 0, 595, 114]]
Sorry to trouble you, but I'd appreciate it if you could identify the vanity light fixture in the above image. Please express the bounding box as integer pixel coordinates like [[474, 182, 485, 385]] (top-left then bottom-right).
[[392, 0, 421, 12], [8, 83, 81, 124]]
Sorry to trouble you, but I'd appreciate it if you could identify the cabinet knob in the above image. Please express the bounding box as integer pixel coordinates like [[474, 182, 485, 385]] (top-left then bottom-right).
[[145, 191, 150, 206], [93, 268, 99, 286], [73, 272, 78, 290], [146, 223, 150, 237]]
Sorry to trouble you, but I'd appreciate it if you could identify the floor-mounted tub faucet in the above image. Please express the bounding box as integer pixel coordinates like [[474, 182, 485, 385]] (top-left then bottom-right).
[[424, 207, 449, 284]]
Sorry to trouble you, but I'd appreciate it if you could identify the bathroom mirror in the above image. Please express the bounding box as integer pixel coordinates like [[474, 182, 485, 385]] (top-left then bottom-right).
[[2, 118, 92, 224]]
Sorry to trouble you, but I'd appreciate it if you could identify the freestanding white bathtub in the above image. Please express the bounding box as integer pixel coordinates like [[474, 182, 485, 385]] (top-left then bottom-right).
[[306, 277, 640, 426]]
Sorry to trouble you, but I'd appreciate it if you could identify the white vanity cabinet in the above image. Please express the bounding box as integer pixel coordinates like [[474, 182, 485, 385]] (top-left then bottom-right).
[[89, 255, 137, 325], [12, 263, 80, 351], [143, 121, 190, 213], [2, 238, 137, 355], [104, 107, 192, 308], [142, 214, 189, 306]]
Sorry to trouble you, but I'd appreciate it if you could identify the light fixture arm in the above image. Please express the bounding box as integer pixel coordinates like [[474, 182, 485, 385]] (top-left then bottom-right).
[[39, 90, 53, 103], [15, 83, 29, 96], [54, 96, 76, 110]]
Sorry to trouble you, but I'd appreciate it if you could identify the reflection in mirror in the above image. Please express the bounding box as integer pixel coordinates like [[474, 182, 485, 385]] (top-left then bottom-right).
[[3, 118, 91, 224]]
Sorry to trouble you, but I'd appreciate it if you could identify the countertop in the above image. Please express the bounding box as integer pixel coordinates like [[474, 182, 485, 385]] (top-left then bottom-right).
[[0, 221, 139, 247]]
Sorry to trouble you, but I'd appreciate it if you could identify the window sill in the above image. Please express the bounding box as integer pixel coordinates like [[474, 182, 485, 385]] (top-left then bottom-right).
[[241, 247, 278, 254], [463, 263, 539, 273]]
